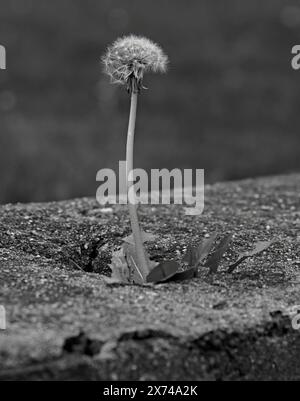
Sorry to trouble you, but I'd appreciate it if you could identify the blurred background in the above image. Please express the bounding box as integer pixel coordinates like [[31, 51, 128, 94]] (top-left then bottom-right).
[[0, 0, 300, 204]]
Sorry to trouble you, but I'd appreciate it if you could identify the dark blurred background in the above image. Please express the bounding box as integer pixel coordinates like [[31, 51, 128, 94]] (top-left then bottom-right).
[[0, 0, 299, 203]]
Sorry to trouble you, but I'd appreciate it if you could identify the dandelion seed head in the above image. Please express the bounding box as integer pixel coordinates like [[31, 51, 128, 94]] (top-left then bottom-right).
[[102, 35, 168, 93]]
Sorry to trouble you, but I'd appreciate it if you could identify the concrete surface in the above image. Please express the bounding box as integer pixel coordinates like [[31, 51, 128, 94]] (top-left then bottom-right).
[[0, 174, 299, 380]]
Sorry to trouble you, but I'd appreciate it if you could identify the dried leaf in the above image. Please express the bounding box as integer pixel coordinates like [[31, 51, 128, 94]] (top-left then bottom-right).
[[123, 231, 158, 245], [227, 240, 273, 273], [205, 234, 232, 274], [106, 240, 158, 285], [146, 260, 180, 283], [123, 245, 145, 284], [107, 248, 131, 284], [123, 243, 157, 285]]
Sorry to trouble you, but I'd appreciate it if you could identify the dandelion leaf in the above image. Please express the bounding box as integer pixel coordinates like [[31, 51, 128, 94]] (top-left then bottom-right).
[[183, 232, 218, 267], [162, 267, 198, 283], [228, 240, 273, 273], [146, 260, 180, 283], [205, 234, 232, 274]]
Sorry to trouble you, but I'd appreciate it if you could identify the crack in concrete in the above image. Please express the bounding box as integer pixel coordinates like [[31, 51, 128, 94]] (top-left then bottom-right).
[[1, 312, 297, 380]]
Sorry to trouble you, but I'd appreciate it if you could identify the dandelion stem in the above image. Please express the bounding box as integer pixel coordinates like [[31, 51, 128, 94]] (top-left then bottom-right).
[[126, 90, 149, 280]]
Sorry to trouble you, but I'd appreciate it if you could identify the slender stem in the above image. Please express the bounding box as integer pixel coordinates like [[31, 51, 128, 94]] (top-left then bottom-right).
[[126, 91, 150, 280]]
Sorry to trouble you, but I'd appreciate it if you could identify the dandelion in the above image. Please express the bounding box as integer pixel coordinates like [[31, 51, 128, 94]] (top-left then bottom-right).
[[102, 35, 168, 280], [102, 35, 168, 93]]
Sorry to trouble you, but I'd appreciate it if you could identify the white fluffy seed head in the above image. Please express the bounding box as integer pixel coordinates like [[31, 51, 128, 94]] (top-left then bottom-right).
[[102, 35, 168, 93]]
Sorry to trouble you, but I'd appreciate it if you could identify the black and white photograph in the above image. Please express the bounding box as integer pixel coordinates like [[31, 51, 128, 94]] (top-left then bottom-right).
[[0, 0, 300, 384]]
